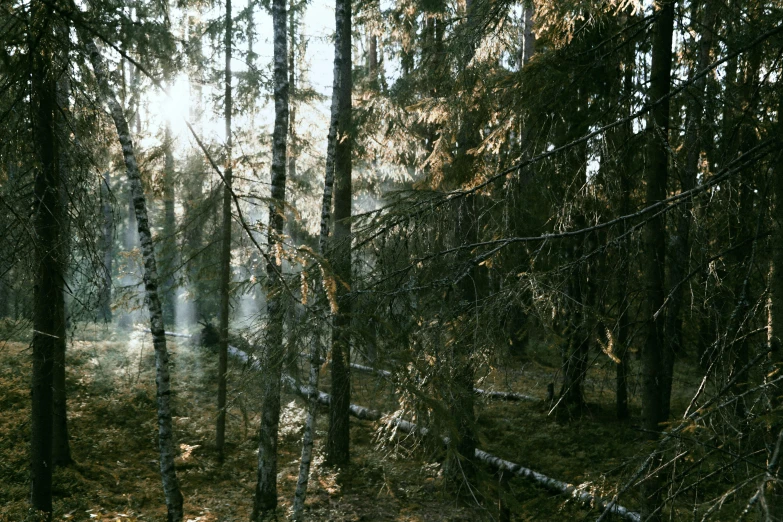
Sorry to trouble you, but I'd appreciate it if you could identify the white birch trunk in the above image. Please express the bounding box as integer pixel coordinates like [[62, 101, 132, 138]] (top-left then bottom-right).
[[252, 0, 289, 516], [84, 38, 184, 522], [291, 0, 344, 512], [282, 374, 641, 522]]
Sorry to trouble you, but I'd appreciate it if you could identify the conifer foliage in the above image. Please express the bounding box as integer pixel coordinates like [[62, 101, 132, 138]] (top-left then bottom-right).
[[2, 0, 783, 519]]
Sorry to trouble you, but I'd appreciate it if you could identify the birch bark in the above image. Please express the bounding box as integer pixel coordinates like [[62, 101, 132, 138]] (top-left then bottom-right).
[[251, 0, 289, 515], [84, 38, 184, 522], [291, 0, 344, 513]]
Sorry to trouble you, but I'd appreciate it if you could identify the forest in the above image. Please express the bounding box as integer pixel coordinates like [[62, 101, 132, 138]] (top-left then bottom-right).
[[1, 0, 782, 519]]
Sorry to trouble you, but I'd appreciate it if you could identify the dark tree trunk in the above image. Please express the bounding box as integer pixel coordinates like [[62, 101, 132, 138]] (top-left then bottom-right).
[[29, 4, 62, 515], [216, 0, 233, 463], [641, 0, 675, 518], [661, 0, 717, 421], [560, 264, 589, 410], [326, 0, 353, 467], [52, 60, 72, 467], [251, 0, 289, 515], [85, 38, 184, 522]]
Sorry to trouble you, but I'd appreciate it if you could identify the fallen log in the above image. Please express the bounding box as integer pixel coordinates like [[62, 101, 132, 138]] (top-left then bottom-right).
[[279, 372, 639, 521], [146, 329, 635, 519]]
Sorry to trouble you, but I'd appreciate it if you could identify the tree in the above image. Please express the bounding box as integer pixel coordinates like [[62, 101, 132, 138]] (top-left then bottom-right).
[[251, 0, 289, 514], [52, 29, 73, 468], [29, 1, 67, 515], [84, 35, 185, 522], [640, 0, 676, 518], [216, 0, 234, 463], [326, 0, 353, 467]]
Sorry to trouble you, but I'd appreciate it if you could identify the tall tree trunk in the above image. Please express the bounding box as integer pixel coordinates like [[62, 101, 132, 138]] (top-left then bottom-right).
[[251, 0, 289, 515], [661, 0, 717, 421], [85, 38, 184, 522], [641, 0, 675, 518], [52, 49, 72, 468], [292, 1, 341, 512], [559, 133, 590, 412], [326, 0, 353, 467], [29, 3, 62, 515], [216, 0, 233, 463]]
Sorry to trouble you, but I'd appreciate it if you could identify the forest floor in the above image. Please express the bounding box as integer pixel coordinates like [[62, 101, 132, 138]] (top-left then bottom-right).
[[0, 321, 704, 521]]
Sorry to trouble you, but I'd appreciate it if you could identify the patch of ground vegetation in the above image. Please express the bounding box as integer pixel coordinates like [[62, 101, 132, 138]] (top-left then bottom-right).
[[0, 320, 711, 521]]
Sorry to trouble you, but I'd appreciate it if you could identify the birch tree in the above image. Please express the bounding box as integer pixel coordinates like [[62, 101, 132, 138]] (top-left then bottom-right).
[[251, 0, 289, 514], [84, 36, 185, 522]]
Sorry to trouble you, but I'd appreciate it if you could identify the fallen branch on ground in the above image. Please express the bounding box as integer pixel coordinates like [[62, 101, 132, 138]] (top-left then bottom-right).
[[144, 329, 633, 520]]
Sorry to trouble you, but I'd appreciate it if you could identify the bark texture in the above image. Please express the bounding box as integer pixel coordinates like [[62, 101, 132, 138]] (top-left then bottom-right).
[[326, 0, 353, 467], [251, 0, 289, 515], [641, 0, 675, 519], [85, 38, 184, 522], [30, 3, 62, 515], [52, 40, 72, 468]]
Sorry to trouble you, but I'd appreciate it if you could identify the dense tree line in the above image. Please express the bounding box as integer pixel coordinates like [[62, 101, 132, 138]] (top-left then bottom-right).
[[1, 0, 783, 519]]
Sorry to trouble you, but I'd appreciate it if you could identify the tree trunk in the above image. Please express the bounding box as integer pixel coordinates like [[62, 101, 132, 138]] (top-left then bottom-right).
[[560, 264, 589, 410], [661, 0, 716, 421], [641, 0, 675, 518], [52, 57, 72, 467], [292, 5, 341, 509], [85, 38, 184, 522], [251, 0, 289, 515], [519, 3, 535, 67], [29, 4, 62, 515], [326, 0, 353, 468], [216, 0, 233, 463]]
